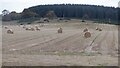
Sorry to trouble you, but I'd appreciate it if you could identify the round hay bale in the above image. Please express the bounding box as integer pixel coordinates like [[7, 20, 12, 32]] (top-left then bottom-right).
[[26, 27, 35, 31], [96, 27, 99, 30], [36, 27, 40, 31], [96, 27, 102, 31], [82, 20, 85, 22], [44, 19, 49, 22], [83, 28, 88, 32], [7, 29, 14, 34], [58, 27, 62, 33], [31, 28, 35, 31], [99, 28, 102, 31], [26, 28, 29, 30], [23, 25, 26, 28], [84, 32, 91, 38], [4, 26, 8, 29], [20, 23, 23, 25], [26, 28, 31, 30]]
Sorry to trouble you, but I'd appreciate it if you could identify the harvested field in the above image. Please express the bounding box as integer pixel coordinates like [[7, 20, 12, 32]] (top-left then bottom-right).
[[2, 19, 118, 66]]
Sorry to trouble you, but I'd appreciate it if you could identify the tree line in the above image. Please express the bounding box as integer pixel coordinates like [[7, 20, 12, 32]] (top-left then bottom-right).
[[2, 4, 120, 25]]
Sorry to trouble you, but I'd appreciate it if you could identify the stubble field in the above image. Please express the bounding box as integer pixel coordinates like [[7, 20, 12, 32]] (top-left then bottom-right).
[[2, 19, 118, 66]]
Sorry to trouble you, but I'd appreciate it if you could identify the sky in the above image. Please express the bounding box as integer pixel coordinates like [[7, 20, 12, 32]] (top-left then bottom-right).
[[0, 0, 120, 14]]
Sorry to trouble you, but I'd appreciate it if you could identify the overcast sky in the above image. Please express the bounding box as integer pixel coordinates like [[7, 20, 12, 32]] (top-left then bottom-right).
[[0, 0, 119, 14]]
